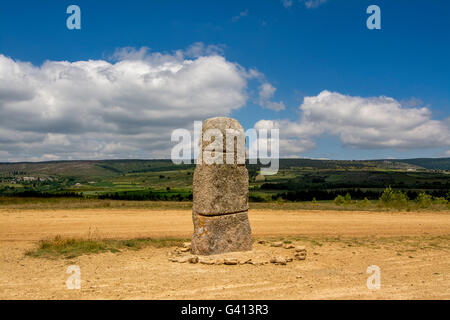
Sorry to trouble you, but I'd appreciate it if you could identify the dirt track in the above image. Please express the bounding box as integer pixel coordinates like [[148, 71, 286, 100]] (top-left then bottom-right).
[[1, 209, 449, 299], [1, 209, 450, 240]]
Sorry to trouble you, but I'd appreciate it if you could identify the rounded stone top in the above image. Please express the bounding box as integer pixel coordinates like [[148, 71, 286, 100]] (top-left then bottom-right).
[[202, 117, 244, 135], [199, 117, 246, 162]]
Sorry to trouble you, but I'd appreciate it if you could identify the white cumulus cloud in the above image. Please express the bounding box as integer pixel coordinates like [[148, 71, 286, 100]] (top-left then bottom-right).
[[0, 46, 270, 161], [254, 90, 450, 156], [258, 83, 286, 111]]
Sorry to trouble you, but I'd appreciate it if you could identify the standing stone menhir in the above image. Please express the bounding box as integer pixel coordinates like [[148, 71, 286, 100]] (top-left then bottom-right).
[[191, 117, 252, 255]]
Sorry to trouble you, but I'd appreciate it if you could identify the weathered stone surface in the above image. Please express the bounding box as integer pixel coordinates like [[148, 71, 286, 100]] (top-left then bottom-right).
[[202, 117, 244, 135], [294, 246, 307, 260], [199, 117, 246, 164], [191, 116, 252, 255], [182, 242, 191, 249], [271, 241, 283, 247], [270, 257, 287, 265], [224, 258, 238, 265], [191, 211, 252, 255], [201, 117, 245, 150], [199, 151, 245, 166], [199, 258, 215, 265], [176, 256, 190, 263], [188, 256, 199, 264], [193, 164, 248, 215], [295, 252, 307, 261]]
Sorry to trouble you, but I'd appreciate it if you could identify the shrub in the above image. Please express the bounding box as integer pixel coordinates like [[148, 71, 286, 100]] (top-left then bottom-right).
[[433, 197, 448, 205], [249, 194, 267, 202], [392, 192, 408, 208], [360, 197, 371, 207], [416, 192, 433, 208], [334, 195, 345, 205], [379, 187, 408, 208], [380, 186, 395, 203], [344, 193, 352, 203]]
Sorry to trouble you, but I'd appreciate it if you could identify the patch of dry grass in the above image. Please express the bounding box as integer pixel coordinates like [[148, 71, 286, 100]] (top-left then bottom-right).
[[25, 235, 188, 259], [26, 233, 450, 260], [1, 197, 449, 212], [0, 197, 193, 210]]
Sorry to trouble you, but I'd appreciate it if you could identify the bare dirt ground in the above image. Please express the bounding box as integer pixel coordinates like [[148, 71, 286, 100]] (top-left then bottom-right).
[[1, 208, 449, 299]]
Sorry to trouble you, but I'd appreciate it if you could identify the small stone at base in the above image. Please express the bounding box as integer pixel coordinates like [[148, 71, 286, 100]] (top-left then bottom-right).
[[270, 256, 287, 265], [188, 256, 199, 264], [224, 258, 238, 265], [271, 242, 283, 247], [295, 254, 306, 261]]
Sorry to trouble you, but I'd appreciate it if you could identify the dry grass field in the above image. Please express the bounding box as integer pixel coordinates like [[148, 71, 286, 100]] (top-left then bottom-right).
[[1, 208, 449, 299]]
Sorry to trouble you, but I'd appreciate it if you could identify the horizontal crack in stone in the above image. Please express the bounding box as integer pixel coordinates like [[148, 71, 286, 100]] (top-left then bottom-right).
[[195, 209, 248, 217]]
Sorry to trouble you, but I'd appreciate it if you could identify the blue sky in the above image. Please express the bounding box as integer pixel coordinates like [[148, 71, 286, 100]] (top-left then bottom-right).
[[0, 0, 449, 161]]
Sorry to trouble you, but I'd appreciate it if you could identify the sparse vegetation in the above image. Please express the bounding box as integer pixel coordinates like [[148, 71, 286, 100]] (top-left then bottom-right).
[[344, 192, 352, 203], [359, 197, 371, 207], [25, 235, 188, 259], [0, 158, 448, 211], [415, 192, 433, 208], [374, 187, 450, 210], [334, 195, 345, 205], [379, 186, 408, 208], [1, 196, 449, 212]]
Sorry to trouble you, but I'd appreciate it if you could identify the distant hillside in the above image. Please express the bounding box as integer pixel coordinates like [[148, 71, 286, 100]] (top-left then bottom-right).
[[0, 160, 193, 178], [0, 157, 431, 179], [273, 159, 422, 171], [384, 158, 450, 171], [1, 158, 448, 202]]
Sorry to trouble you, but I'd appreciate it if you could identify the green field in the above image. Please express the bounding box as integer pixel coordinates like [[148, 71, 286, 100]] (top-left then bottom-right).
[[0, 158, 449, 208]]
